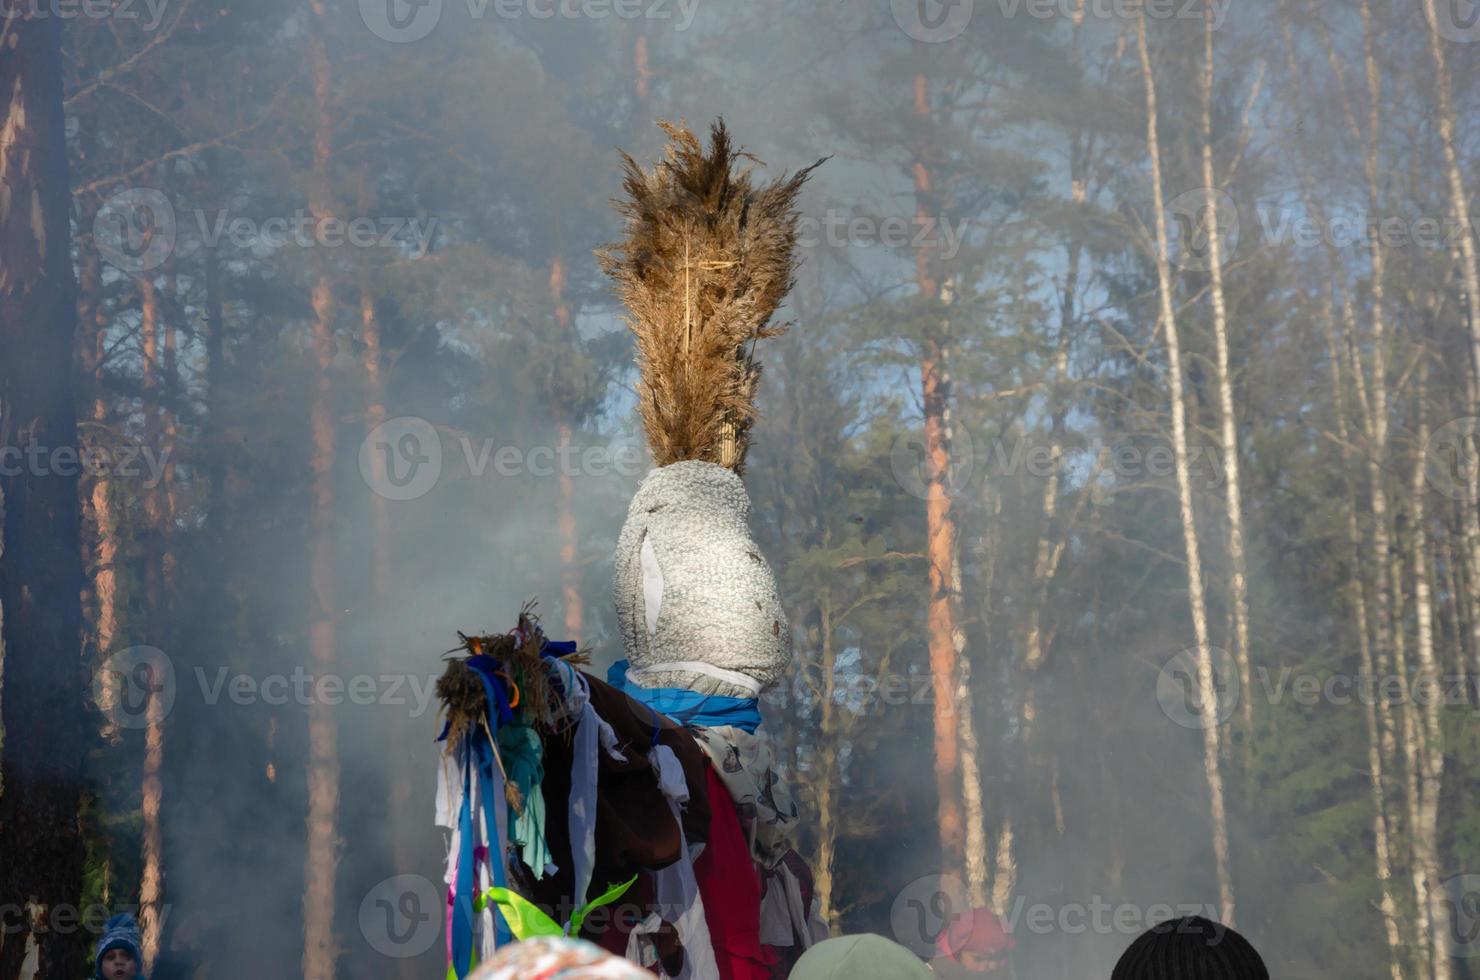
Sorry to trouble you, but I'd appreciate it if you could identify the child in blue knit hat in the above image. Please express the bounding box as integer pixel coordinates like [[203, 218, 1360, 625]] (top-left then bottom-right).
[[94, 912, 146, 980]]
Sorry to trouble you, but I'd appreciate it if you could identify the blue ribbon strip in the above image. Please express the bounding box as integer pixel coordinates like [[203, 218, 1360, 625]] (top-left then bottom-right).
[[606, 660, 764, 734], [439, 626, 585, 977]]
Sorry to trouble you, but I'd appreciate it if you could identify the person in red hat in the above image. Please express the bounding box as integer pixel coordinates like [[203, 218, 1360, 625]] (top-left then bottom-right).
[[928, 907, 1016, 979]]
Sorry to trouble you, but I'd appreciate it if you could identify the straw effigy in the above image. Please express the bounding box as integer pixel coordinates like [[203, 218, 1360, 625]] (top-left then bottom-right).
[[597, 119, 822, 473]]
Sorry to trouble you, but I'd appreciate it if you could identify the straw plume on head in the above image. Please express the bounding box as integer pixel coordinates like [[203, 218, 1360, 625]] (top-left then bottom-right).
[[598, 119, 822, 473]]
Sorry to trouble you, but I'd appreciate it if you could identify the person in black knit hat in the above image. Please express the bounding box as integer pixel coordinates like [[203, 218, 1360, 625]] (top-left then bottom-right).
[[1111, 916, 1268, 980]]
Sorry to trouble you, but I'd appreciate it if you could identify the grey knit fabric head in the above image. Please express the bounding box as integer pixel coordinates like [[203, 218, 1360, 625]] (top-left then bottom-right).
[[613, 460, 791, 698], [1111, 917, 1268, 980]]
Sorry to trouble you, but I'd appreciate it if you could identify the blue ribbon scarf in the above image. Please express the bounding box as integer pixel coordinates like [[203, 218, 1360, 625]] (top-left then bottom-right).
[[606, 660, 763, 734]]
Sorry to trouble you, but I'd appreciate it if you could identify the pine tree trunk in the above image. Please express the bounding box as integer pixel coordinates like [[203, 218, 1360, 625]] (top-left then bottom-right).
[[1199, 6, 1253, 737], [1135, 11, 1235, 924], [0, 8, 88, 978], [912, 71, 966, 873], [77, 235, 122, 737], [139, 268, 177, 974], [549, 256, 584, 639], [357, 268, 419, 979], [204, 251, 227, 543], [634, 32, 651, 102], [303, 4, 342, 975], [813, 600, 839, 930]]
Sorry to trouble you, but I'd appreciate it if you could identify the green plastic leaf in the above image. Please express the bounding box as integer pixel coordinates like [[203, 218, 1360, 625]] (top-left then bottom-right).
[[481, 887, 563, 939], [567, 875, 639, 937]]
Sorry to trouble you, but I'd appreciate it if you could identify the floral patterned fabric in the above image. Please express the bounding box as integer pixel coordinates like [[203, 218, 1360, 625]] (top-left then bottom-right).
[[470, 936, 657, 980]]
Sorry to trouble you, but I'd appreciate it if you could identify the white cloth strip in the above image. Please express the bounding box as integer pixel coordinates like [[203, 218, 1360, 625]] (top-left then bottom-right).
[[626, 661, 763, 697]]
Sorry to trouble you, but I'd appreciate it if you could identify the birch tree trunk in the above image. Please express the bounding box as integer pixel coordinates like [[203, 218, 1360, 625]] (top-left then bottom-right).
[[989, 818, 1016, 917], [1136, 10, 1235, 924], [958, 655, 989, 908], [1390, 532, 1430, 979], [1354, 8, 1434, 970], [1199, 2, 1253, 737], [1417, 0, 1480, 715], [1409, 367, 1450, 980], [1320, 285, 1405, 980]]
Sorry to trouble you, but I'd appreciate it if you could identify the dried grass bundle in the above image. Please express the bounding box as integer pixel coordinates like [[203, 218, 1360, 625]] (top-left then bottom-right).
[[598, 120, 822, 472], [436, 659, 486, 757], [436, 603, 591, 751]]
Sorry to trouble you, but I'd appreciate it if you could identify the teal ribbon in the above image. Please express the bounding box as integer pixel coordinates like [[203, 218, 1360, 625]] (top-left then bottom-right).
[[496, 722, 551, 875]]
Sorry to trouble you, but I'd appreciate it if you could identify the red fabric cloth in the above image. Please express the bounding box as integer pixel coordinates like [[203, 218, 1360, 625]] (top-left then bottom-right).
[[695, 767, 775, 980]]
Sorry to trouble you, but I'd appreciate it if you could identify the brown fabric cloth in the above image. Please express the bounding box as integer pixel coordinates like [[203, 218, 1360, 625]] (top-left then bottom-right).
[[521, 669, 711, 918]]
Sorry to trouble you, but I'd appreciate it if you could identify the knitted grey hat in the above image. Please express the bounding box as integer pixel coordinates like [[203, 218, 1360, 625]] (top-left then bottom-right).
[[613, 460, 790, 698], [1110, 916, 1268, 980]]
